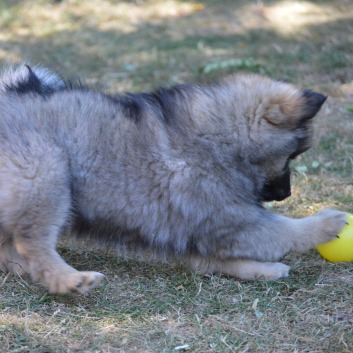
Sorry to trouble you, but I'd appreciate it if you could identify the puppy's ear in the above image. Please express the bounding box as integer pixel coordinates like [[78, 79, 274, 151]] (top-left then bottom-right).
[[301, 90, 327, 120], [264, 88, 326, 128]]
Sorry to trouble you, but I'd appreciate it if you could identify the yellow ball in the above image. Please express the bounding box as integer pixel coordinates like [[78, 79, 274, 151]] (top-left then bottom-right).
[[317, 213, 353, 262]]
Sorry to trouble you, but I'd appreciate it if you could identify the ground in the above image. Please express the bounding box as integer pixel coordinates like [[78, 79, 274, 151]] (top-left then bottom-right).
[[0, 0, 353, 352]]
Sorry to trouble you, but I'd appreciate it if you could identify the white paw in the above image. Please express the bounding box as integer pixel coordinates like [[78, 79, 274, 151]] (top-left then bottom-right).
[[260, 262, 290, 280], [44, 270, 105, 294]]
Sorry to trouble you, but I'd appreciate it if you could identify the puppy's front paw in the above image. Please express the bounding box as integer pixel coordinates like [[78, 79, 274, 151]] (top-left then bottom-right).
[[257, 262, 291, 280], [314, 209, 347, 244], [292, 209, 347, 253]]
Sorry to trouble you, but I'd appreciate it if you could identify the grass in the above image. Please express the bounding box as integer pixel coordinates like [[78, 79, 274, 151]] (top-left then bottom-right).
[[0, 0, 353, 352]]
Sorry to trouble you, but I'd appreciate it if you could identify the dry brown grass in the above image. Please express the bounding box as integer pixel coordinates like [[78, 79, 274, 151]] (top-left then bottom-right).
[[0, 0, 353, 352]]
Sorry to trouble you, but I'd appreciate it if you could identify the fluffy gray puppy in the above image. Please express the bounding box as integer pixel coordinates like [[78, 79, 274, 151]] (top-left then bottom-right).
[[0, 64, 346, 294]]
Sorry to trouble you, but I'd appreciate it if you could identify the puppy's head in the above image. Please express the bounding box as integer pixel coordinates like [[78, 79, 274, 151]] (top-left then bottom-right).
[[239, 77, 326, 202]]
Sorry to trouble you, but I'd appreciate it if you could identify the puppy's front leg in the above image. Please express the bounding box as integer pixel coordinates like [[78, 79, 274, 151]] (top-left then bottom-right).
[[187, 207, 347, 281], [188, 208, 346, 280], [188, 256, 291, 280], [289, 208, 347, 252]]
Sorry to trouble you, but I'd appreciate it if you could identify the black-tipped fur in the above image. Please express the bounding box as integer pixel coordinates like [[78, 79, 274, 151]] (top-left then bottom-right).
[[0, 64, 68, 96], [302, 89, 327, 120], [0, 65, 347, 293]]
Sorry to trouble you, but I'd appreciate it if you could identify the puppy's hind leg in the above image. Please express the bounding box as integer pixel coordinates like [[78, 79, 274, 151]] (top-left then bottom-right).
[[0, 235, 28, 275], [0, 143, 104, 294]]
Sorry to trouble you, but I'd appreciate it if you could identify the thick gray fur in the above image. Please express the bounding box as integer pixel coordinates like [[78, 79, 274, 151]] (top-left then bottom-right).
[[0, 64, 347, 293]]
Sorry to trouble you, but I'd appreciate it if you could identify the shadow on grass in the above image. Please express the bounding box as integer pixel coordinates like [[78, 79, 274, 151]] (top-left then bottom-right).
[[0, 2, 351, 88]]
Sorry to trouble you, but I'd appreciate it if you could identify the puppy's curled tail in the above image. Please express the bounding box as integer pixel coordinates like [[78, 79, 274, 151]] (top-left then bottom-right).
[[0, 63, 67, 95]]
